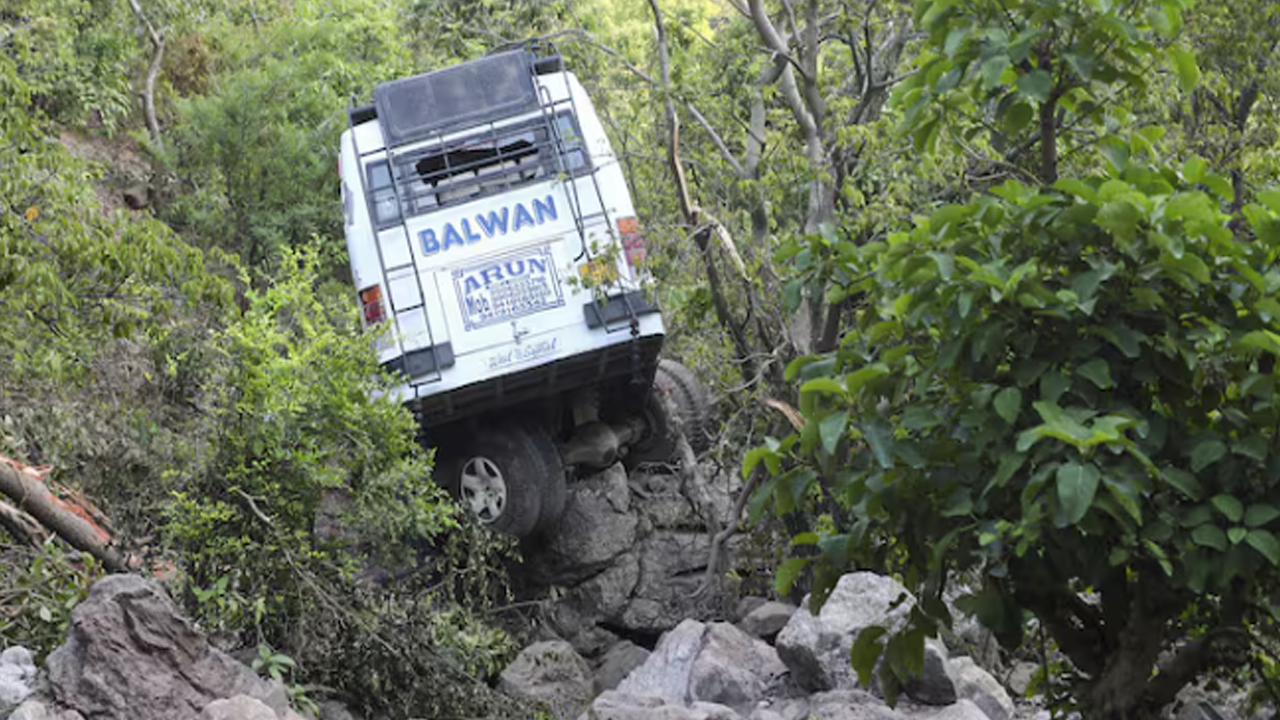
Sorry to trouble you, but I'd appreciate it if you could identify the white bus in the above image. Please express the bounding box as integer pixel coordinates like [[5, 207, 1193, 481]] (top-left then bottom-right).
[[339, 49, 708, 538]]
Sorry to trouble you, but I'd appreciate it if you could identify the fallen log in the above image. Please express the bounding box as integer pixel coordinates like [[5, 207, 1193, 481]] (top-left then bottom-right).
[[0, 456, 127, 572], [0, 496, 46, 547]]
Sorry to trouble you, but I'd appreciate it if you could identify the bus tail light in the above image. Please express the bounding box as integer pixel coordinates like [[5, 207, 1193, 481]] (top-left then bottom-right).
[[359, 284, 387, 326], [617, 217, 646, 273]]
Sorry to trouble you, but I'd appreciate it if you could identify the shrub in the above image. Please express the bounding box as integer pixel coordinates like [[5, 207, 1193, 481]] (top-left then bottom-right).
[[753, 155, 1280, 717]]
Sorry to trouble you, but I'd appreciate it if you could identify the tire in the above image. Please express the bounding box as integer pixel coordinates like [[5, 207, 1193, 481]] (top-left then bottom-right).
[[628, 359, 713, 464], [655, 359, 713, 453], [435, 424, 564, 539]]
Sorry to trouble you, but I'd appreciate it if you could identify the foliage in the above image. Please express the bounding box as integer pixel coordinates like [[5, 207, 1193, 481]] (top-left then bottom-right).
[[748, 0, 1280, 717], [161, 243, 456, 631], [0, 543, 103, 660], [2, 0, 137, 129]]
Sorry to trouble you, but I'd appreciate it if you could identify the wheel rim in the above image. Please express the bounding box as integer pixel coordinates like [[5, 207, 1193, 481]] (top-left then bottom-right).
[[459, 456, 507, 523]]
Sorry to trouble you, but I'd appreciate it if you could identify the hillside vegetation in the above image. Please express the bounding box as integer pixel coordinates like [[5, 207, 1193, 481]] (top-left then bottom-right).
[[4, 0, 1280, 717]]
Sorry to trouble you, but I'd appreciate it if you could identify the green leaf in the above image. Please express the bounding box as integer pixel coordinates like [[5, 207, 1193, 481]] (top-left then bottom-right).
[[1096, 201, 1142, 241], [1246, 504, 1280, 528], [993, 387, 1022, 425], [1228, 527, 1248, 545], [863, 419, 895, 469], [1190, 438, 1226, 472], [1056, 461, 1101, 525], [846, 364, 889, 396], [1161, 467, 1203, 500], [801, 377, 848, 399], [819, 412, 849, 456], [775, 557, 811, 595], [1167, 45, 1201, 92], [1247, 529, 1280, 565], [1211, 494, 1244, 523], [1192, 524, 1228, 552], [1016, 70, 1052, 101], [1076, 358, 1112, 389], [851, 626, 888, 688]]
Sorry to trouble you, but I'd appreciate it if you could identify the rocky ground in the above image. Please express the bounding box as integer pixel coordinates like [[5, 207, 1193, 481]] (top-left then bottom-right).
[[0, 461, 1261, 720]]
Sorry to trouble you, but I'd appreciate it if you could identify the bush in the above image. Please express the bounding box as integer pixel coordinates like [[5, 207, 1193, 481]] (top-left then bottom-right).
[[753, 155, 1280, 717]]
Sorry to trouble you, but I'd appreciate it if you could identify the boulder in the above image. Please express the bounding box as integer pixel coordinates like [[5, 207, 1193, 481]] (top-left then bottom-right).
[[618, 532, 717, 633], [594, 641, 652, 695], [776, 573, 917, 692], [40, 574, 289, 720], [901, 640, 956, 706], [1005, 663, 1037, 698], [544, 465, 638, 584], [617, 619, 786, 707], [1, 646, 37, 715], [738, 602, 796, 641], [497, 641, 593, 720], [900, 699, 990, 720], [948, 657, 1015, 720], [774, 690, 906, 720], [734, 597, 769, 622], [201, 696, 278, 720], [578, 691, 744, 720], [7, 700, 85, 720]]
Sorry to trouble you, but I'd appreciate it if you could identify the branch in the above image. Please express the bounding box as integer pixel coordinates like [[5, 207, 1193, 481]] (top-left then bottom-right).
[[125, 0, 165, 151], [0, 458, 127, 572], [694, 468, 762, 599], [0, 497, 46, 547]]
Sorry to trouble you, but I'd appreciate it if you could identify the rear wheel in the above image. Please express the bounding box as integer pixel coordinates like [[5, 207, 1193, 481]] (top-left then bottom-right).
[[628, 359, 713, 465], [436, 424, 565, 539]]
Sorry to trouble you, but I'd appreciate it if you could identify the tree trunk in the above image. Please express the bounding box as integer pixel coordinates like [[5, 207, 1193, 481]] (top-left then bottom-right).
[[0, 460, 127, 572]]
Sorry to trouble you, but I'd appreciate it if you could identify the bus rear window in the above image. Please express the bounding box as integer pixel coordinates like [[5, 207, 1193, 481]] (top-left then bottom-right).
[[365, 112, 588, 228]]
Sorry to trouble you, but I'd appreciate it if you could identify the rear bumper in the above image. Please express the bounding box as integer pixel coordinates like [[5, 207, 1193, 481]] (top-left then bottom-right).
[[408, 333, 663, 427]]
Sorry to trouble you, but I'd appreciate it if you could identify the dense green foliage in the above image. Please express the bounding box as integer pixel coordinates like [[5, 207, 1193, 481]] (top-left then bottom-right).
[[749, 0, 1280, 717], [7, 0, 1280, 715]]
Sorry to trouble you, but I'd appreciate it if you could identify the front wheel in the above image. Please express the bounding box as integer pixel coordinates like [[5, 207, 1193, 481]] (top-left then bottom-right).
[[436, 424, 565, 539]]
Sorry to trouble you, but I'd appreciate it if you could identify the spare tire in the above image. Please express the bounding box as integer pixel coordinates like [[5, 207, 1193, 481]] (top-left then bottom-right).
[[629, 359, 713, 465], [435, 423, 565, 539]]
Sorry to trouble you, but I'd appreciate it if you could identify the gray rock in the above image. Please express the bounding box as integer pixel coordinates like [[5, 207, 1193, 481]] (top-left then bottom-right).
[[748, 709, 786, 720], [1005, 662, 1038, 698], [594, 641, 651, 695], [42, 574, 283, 720], [616, 620, 705, 703], [781, 690, 906, 720], [739, 602, 795, 641], [776, 572, 917, 692], [545, 466, 638, 583], [617, 620, 785, 707], [618, 532, 717, 633], [1, 646, 37, 714], [579, 691, 745, 720], [734, 597, 769, 622], [949, 657, 1015, 720], [900, 699, 990, 720], [317, 700, 359, 720], [7, 700, 86, 720], [902, 640, 955, 706], [498, 640, 592, 720], [201, 696, 278, 720]]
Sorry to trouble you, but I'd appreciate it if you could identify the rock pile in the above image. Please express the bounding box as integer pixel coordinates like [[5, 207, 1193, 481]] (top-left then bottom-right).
[[511, 571, 1020, 720], [522, 462, 746, 655], [4, 575, 304, 720]]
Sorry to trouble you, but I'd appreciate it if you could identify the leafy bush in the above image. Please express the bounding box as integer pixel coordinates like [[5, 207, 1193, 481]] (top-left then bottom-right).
[[0, 543, 103, 660], [753, 153, 1280, 717]]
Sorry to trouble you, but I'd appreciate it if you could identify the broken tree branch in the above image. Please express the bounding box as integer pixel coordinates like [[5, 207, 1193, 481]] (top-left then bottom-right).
[[0, 458, 127, 572], [0, 497, 46, 547]]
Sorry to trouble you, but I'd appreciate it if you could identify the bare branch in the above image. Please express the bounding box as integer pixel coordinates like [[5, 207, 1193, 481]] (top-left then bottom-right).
[[125, 0, 165, 151]]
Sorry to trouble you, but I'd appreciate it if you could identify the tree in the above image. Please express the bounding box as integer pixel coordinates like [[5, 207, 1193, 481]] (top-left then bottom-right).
[[748, 0, 1280, 717]]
